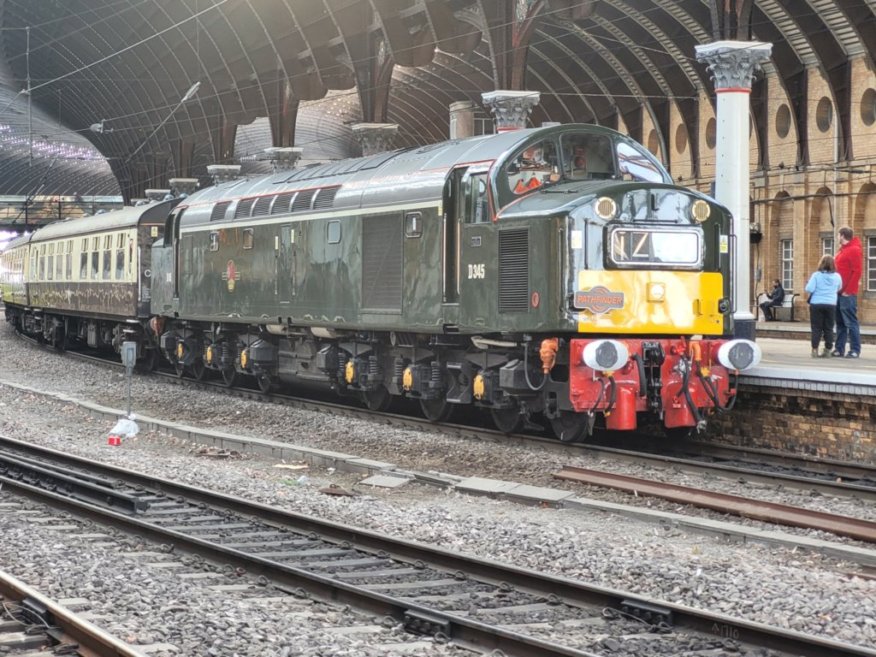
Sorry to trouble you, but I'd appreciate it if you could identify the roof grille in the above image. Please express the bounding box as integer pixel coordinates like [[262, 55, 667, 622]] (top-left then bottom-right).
[[271, 192, 295, 215], [313, 187, 339, 209], [210, 202, 230, 222], [235, 197, 256, 218], [291, 189, 315, 212], [252, 195, 274, 217]]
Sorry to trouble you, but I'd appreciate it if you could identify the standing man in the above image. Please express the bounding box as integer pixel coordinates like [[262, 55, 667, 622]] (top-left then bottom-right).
[[832, 226, 862, 358]]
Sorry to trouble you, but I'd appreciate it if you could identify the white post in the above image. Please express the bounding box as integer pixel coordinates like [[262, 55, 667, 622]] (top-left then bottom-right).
[[695, 41, 772, 341]]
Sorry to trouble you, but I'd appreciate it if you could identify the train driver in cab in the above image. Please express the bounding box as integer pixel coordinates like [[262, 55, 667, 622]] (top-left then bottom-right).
[[510, 142, 559, 195]]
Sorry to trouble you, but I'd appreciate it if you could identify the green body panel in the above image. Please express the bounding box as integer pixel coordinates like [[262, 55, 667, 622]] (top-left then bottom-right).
[[149, 124, 734, 338]]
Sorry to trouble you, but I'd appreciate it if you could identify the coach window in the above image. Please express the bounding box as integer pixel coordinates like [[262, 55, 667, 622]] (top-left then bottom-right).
[[115, 233, 125, 279], [66, 240, 73, 280], [56, 243, 63, 280], [242, 228, 254, 249], [91, 237, 99, 278], [327, 220, 341, 244], [80, 239, 88, 279], [102, 235, 112, 280], [47, 244, 54, 281], [39, 245, 45, 280]]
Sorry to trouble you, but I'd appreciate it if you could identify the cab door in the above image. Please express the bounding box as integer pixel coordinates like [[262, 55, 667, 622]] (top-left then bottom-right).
[[455, 165, 494, 329]]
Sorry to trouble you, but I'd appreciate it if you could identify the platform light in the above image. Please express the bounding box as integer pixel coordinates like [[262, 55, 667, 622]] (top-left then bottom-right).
[[717, 339, 762, 371]]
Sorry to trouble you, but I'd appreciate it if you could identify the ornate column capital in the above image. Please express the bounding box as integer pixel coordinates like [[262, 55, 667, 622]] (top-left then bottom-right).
[[351, 123, 398, 156], [695, 40, 772, 90], [481, 90, 540, 132]]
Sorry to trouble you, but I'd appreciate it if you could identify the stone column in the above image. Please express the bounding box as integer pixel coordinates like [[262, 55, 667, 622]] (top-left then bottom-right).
[[481, 90, 540, 132], [449, 100, 476, 139], [695, 41, 772, 341], [351, 123, 398, 156], [263, 147, 302, 172]]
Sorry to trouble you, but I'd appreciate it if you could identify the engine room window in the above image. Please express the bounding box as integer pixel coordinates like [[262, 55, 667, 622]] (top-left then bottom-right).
[[327, 220, 341, 244], [209, 231, 220, 252], [242, 228, 254, 250], [404, 212, 422, 238], [609, 228, 702, 268]]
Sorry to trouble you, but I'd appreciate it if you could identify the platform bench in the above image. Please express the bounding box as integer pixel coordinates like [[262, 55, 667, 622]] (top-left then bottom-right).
[[772, 291, 800, 321]]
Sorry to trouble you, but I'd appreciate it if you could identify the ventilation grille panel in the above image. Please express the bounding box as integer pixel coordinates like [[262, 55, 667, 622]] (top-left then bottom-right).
[[252, 195, 274, 217], [271, 192, 295, 215], [292, 189, 315, 212], [210, 202, 230, 222], [498, 229, 529, 313], [235, 198, 255, 218], [313, 186, 339, 209], [362, 214, 402, 312]]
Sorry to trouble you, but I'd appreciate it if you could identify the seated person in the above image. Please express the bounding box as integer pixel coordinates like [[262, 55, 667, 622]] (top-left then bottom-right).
[[759, 279, 785, 321]]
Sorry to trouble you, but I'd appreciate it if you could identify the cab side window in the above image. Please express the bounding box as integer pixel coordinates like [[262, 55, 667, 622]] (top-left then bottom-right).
[[505, 139, 558, 196]]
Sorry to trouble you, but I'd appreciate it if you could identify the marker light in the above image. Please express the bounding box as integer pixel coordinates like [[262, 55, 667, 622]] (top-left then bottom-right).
[[717, 339, 762, 371], [582, 339, 629, 372]]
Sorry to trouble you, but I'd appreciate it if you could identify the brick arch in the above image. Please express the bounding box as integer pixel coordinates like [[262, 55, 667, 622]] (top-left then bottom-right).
[[809, 187, 835, 276], [767, 191, 793, 290], [856, 182, 876, 233]]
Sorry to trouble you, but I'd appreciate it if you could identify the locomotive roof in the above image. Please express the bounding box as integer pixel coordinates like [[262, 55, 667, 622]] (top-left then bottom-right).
[[28, 199, 178, 243], [178, 124, 639, 222]]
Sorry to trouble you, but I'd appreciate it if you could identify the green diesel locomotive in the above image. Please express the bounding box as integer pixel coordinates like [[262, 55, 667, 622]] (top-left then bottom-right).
[[152, 123, 759, 440], [2, 124, 760, 440]]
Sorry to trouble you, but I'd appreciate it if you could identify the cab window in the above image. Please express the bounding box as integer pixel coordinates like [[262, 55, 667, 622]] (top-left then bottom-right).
[[560, 133, 616, 181], [615, 141, 668, 183], [505, 139, 559, 196]]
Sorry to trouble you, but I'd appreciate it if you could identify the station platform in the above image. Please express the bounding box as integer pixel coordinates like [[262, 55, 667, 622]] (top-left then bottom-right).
[[744, 321, 876, 396]]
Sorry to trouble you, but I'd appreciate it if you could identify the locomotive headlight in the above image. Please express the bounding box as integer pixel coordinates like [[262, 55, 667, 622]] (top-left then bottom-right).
[[594, 196, 617, 220], [691, 199, 711, 223], [717, 339, 762, 371], [647, 282, 666, 302], [582, 339, 629, 372]]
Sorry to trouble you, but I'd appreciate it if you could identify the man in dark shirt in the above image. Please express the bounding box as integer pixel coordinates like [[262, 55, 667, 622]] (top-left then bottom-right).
[[760, 279, 785, 321]]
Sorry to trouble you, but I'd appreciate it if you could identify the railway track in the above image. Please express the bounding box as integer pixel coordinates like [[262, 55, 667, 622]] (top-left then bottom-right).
[[0, 567, 144, 656], [0, 435, 873, 657]]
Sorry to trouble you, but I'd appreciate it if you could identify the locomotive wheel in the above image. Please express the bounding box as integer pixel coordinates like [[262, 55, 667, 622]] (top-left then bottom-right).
[[419, 397, 454, 423], [362, 386, 391, 412], [256, 372, 274, 394], [52, 325, 66, 351], [136, 348, 158, 373], [221, 368, 238, 388], [491, 405, 524, 434], [550, 413, 592, 443], [191, 358, 207, 381]]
